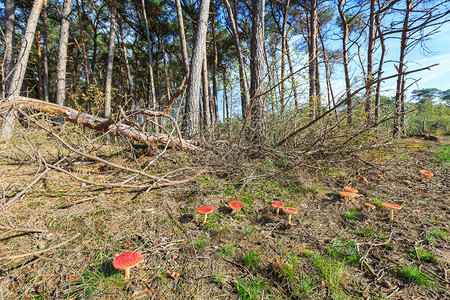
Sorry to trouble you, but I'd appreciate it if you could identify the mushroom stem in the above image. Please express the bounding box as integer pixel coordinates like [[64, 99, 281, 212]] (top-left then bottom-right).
[[288, 214, 292, 224], [276, 208, 280, 215], [124, 268, 131, 279], [203, 213, 208, 224], [389, 209, 394, 221]]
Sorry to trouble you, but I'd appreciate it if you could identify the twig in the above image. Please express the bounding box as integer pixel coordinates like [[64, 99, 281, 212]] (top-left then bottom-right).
[[0, 226, 48, 233], [0, 233, 81, 261]]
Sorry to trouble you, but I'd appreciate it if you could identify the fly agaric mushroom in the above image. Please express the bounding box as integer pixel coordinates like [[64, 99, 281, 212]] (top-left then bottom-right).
[[377, 172, 384, 180], [418, 170, 433, 179], [282, 207, 298, 224], [272, 202, 285, 214], [229, 201, 243, 214], [339, 191, 363, 203], [381, 203, 402, 221], [113, 251, 142, 279], [197, 206, 214, 224], [344, 186, 358, 193]]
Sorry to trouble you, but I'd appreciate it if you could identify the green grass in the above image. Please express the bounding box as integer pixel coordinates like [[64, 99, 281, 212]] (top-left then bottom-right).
[[432, 144, 450, 167], [400, 264, 433, 286], [219, 243, 238, 258], [311, 254, 347, 292], [416, 249, 438, 263], [328, 238, 361, 264], [345, 210, 360, 221], [243, 251, 260, 268], [194, 236, 208, 249], [235, 278, 268, 300]]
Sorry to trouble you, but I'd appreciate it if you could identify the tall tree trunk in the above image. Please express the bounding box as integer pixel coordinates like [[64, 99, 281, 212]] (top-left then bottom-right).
[[394, 0, 413, 137], [175, 0, 190, 76], [338, 0, 352, 125], [2, 0, 44, 139], [211, 12, 219, 123], [3, 0, 15, 97], [182, 0, 211, 138], [162, 40, 171, 102], [374, 10, 385, 123], [56, 0, 72, 106], [202, 54, 211, 128], [141, 0, 156, 110], [249, 0, 266, 144], [104, 0, 117, 118], [286, 45, 299, 110], [36, 27, 44, 100], [223, 72, 229, 122], [308, 0, 319, 119], [224, 0, 250, 118], [42, 0, 50, 102], [118, 20, 134, 109], [364, 0, 376, 124], [76, 0, 90, 87]]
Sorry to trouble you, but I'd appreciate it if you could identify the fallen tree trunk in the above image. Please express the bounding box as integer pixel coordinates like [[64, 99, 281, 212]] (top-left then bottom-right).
[[1, 96, 200, 151]]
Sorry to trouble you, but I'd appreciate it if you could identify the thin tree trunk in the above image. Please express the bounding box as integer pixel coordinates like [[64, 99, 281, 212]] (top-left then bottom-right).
[[394, 0, 413, 136], [56, 0, 72, 106], [2, 0, 44, 139], [182, 0, 211, 138], [42, 0, 50, 102], [118, 20, 134, 109], [36, 27, 44, 100], [162, 40, 171, 101], [76, 0, 90, 87], [202, 54, 211, 128], [374, 10, 385, 123], [365, 0, 376, 123], [286, 45, 299, 110], [224, 0, 250, 118], [141, 0, 156, 110], [338, 0, 352, 124], [308, 0, 319, 119], [264, 43, 276, 114], [4, 0, 15, 97], [223, 72, 229, 122], [175, 0, 190, 76], [211, 12, 219, 123], [249, 0, 266, 144], [104, 0, 117, 118]]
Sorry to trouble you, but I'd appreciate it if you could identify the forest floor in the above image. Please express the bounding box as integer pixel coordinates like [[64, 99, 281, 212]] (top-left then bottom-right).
[[0, 132, 449, 299]]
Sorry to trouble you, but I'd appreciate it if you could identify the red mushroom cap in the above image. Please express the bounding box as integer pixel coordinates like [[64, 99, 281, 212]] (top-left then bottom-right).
[[229, 201, 243, 210], [339, 191, 362, 198], [113, 251, 143, 270], [418, 170, 433, 178], [282, 207, 298, 214], [197, 206, 214, 214], [272, 202, 285, 209], [381, 203, 402, 210], [344, 186, 358, 193]]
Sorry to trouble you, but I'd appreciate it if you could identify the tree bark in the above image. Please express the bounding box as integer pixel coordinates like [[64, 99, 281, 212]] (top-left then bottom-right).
[[286, 45, 299, 110], [118, 20, 134, 109], [202, 54, 211, 128], [141, 0, 157, 111], [76, 0, 90, 87], [364, 0, 376, 123], [182, 0, 211, 138], [338, 0, 352, 125], [308, 0, 319, 119], [224, 0, 250, 118], [56, 0, 72, 106], [42, 0, 50, 102], [394, 0, 413, 137], [3, 0, 15, 96], [36, 27, 44, 100], [211, 12, 219, 123], [2, 0, 44, 139], [104, 0, 117, 118], [374, 8, 385, 123], [175, 0, 190, 76], [249, 0, 266, 144]]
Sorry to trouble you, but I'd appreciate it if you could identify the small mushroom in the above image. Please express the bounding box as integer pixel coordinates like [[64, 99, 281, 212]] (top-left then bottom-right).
[[282, 207, 298, 224], [381, 203, 402, 221], [113, 251, 143, 279], [272, 202, 285, 214], [229, 201, 243, 214], [339, 191, 363, 204], [377, 172, 384, 180], [358, 176, 368, 183], [197, 206, 214, 224], [344, 186, 358, 193], [418, 170, 433, 179], [363, 202, 376, 212]]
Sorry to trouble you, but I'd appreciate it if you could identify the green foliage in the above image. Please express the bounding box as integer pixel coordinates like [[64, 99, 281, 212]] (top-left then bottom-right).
[[194, 236, 208, 249], [311, 254, 347, 292], [400, 264, 433, 286], [345, 209, 360, 221], [433, 144, 450, 167], [235, 278, 268, 300], [219, 243, 238, 258], [243, 251, 260, 268], [415, 249, 438, 264]]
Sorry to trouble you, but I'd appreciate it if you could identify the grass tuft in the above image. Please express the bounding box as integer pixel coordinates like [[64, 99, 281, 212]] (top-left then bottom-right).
[[400, 264, 433, 286]]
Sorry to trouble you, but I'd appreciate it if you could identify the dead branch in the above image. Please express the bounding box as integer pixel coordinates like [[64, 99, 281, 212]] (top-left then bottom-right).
[[0, 226, 48, 233], [1, 96, 200, 151]]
